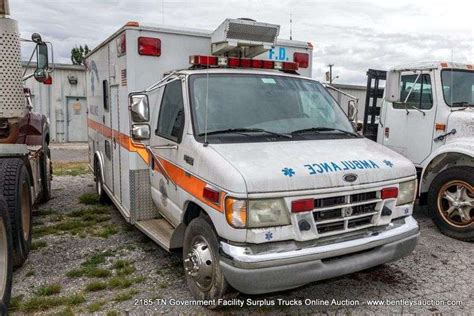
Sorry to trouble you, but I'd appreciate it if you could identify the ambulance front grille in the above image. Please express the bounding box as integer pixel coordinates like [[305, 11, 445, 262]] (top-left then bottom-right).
[[312, 191, 380, 237]]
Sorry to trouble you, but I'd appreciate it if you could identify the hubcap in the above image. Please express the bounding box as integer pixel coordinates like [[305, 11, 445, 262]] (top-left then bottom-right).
[[184, 235, 214, 290], [21, 182, 30, 241], [437, 180, 473, 227], [0, 218, 8, 299]]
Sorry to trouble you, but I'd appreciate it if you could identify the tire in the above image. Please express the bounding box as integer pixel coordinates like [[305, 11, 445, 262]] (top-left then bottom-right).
[[0, 197, 13, 312], [38, 138, 52, 203], [0, 159, 33, 268], [94, 162, 109, 204], [428, 166, 473, 241], [183, 216, 229, 307]]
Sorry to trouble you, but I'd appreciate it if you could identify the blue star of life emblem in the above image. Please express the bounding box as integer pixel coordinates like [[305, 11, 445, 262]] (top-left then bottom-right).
[[265, 232, 273, 241], [282, 167, 295, 177], [383, 160, 394, 168]]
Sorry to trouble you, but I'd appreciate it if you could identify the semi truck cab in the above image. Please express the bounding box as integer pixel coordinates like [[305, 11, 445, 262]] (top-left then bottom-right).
[[87, 18, 419, 302]]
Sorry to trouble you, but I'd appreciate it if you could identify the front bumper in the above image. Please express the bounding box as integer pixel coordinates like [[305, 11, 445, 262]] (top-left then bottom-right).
[[219, 216, 419, 294]]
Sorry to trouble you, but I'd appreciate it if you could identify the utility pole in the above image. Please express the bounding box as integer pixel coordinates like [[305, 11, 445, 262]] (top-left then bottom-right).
[[289, 13, 293, 40], [329, 64, 333, 84], [326, 64, 339, 84]]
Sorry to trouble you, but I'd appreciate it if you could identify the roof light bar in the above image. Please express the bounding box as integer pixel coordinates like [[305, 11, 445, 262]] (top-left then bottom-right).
[[189, 55, 298, 72]]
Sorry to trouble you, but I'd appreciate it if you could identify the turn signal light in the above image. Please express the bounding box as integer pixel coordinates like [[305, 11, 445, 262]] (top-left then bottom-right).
[[291, 198, 314, 213], [138, 37, 161, 56], [381, 187, 398, 200]]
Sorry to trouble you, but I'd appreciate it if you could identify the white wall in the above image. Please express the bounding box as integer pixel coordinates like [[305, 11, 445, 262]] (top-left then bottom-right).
[[22, 63, 86, 142]]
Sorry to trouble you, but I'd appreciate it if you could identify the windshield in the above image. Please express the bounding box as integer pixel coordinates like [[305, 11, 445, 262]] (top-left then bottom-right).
[[441, 70, 474, 107], [189, 74, 355, 142]]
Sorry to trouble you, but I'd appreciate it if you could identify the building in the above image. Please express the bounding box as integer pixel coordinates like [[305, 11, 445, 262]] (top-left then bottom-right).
[[22, 62, 87, 142], [328, 83, 377, 123]]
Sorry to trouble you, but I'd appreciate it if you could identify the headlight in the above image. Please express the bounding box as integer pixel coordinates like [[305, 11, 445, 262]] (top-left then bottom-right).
[[225, 198, 291, 228], [397, 179, 417, 206]]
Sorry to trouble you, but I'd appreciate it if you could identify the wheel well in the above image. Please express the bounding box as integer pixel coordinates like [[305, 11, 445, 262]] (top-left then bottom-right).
[[421, 152, 473, 193], [183, 201, 206, 226]]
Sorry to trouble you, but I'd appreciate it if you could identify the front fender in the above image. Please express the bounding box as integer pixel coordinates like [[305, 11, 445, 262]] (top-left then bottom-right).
[[420, 140, 474, 192]]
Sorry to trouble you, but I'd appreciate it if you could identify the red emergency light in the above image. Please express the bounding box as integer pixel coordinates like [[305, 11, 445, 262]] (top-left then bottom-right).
[[294, 52, 309, 68], [189, 55, 299, 72], [43, 76, 53, 85], [381, 187, 398, 200], [291, 198, 314, 213], [138, 37, 161, 56]]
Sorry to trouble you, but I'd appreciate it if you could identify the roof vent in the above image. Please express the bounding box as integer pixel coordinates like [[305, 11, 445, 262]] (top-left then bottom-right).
[[211, 18, 280, 58]]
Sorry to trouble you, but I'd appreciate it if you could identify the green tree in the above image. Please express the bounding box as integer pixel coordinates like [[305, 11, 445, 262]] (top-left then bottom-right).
[[71, 45, 90, 65]]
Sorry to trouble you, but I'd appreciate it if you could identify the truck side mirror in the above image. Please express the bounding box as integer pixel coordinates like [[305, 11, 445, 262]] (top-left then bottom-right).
[[129, 94, 150, 122], [347, 100, 357, 122], [131, 124, 151, 140], [385, 70, 401, 102], [33, 43, 49, 83]]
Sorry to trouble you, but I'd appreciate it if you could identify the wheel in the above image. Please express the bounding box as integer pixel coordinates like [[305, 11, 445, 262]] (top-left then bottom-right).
[[94, 162, 109, 204], [428, 166, 473, 241], [38, 138, 52, 203], [0, 159, 33, 267], [183, 216, 229, 306], [0, 197, 13, 310]]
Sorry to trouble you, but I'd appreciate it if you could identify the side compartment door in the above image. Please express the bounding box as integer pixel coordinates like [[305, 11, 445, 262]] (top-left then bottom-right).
[[379, 72, 437, 165], [149, 79, 186, 227], [110, 85, 122, 202]]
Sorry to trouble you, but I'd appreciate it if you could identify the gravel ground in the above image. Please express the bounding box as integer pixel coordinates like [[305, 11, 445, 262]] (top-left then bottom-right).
[[50, 143, 89, 163], [9, 146, 473, 314]]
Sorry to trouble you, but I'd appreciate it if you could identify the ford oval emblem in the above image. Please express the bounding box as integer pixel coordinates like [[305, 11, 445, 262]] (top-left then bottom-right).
[[343, 173, 358, 183]]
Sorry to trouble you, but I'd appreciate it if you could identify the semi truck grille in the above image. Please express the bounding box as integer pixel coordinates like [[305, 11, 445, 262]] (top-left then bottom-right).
[[311, 191, 380, 237]]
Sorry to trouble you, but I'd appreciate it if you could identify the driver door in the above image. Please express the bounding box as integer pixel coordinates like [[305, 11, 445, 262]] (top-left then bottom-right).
[[149, 79, 186, 227], [379, 72, 437, 166]]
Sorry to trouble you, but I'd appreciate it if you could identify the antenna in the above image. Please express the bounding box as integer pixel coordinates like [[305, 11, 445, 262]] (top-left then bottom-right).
[[450, 49, 453, 106], [289, 13, 293, 40], [203, 63, 209, 147]]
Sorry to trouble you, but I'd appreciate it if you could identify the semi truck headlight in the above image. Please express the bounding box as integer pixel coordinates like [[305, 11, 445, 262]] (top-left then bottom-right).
[[397, 180, 417, 206], [225, 198, 291, 228]]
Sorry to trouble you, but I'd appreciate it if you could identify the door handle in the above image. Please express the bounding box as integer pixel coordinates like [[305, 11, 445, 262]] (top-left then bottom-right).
[[150, 144, 178, 150]]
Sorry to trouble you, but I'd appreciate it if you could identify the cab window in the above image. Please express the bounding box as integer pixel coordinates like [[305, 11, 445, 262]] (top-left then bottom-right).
[[155, 80, 185, 142], [395, 74, 433, 110]]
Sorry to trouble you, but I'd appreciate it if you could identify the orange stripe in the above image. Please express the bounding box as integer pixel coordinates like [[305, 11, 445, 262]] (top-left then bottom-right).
[[88, 118, 222, 212]]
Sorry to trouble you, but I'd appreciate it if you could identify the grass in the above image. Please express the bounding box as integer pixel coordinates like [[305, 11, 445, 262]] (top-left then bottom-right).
[[19, 293, 85, 312], [85, 281, 108, 292], [113, 289, 139, 302], [113, 259, 136, 276], [87, 300, 105, 312], [8, 295, 23, 312], [107, 310, 120, 316], [79, 193, 100, 205], [93, 225, 119, 238], [66, 250, 115, 278], [33, 206, 112, 238], [31, 240, 47, 250], [108, 276, 135, 289], [53, 162, 90, 176], [34, 283, 62, 296]]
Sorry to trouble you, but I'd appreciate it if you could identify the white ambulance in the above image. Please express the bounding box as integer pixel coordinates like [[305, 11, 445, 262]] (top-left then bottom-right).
[[86, 18, 419, 301]]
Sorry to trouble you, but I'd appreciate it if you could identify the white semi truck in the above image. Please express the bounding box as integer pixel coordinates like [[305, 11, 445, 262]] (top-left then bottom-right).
[[362, 63, 473, 241], [87, 18, 419, 303], [0, 0, 53, 309]]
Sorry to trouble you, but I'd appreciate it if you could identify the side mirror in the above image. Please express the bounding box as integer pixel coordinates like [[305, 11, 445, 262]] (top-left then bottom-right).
[[347, 100, 358, 122], [385, 70, 401, 102], [34, 43, 49, 83], [129, 94, 150, 122], [131, 124, 151, 140]]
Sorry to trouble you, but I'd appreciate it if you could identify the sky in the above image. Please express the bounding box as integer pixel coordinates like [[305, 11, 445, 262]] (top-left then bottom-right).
[[10, 0, 474, 85]]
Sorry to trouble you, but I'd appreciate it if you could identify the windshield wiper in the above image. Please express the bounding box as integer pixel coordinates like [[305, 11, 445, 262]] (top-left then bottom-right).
[[290, 127, 359, 137], [199, 128, 292, 138]]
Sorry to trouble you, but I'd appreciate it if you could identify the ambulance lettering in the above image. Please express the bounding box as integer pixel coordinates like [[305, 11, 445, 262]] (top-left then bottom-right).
[[303, 160, 383, 176]]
